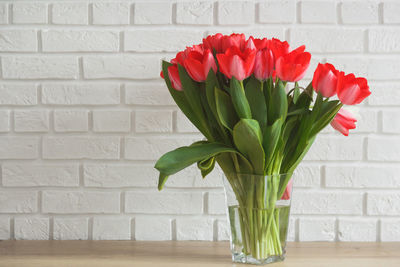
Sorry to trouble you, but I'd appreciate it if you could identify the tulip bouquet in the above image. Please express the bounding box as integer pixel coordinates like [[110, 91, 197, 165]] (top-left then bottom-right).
[[155, 33, 370, 264]]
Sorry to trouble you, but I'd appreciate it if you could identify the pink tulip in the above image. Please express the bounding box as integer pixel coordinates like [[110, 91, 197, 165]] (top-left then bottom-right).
[[330, 108, 357, 136], [254, 48, 274, 80]]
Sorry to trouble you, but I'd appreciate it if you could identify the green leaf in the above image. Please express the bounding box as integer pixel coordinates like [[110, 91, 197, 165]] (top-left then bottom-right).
[[155, 142, 240, 190], [293, 82, 301, 104], [158, 173, 169, 192], [230, 77, 252, 119], [245, 76, 268, 132], [177, 64, 212, 139], [263, 118, 283, 170], [197, 156, 216, 178], [309, 101, 342, 137], [162, 61, 202, 133], [233, 119, 265, 174], [268, 80, 288, 123], [205, 70, 219, 118], [215, 87, 238, 131]]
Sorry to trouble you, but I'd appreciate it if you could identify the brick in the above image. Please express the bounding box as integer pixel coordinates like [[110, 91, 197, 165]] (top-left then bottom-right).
[[354, 109, 377, 133], [301, 1, 336, 24], [176, 110, 198, 133], [326, 165, 400, 188], [367, 192, 400, 215], [0, 30, 37, 51], [0, 218, 10, 239], [2, 164, 79, 187], [0, 137, 38, 159], [258, 0, 295, 24], [291, 28, 363, 53], [125, 30, 202, 52], [84, 164, 158, 188], [304, 136, 363, 161], [93, 217, 131, 240], [291, 191, 363, 215], [369, 28, 400, 53], [14, 110, 49, 132], [208, 192, 226, 215], [52, 3, 88, 25], [218, 1, 255, 25], [42, 30, 119, 52], [93, 110, 131, 132], [341, 1, 378, 24], [299, 218, 335, 241], [42, 191, 120, 213], [42, 83, 120, 105], [0, 84, 37, 105], [15, 218, 49, 240], [338, 219, 376, 241], [176, 218, 213, 240], [125, 83, 175, 106], [83, 56, 160, 79], [125, 137, 195, 160], [134, 2, 171, 25], [12, 3, 47, 24], [293, 165, 320, 188], [383, 2, 400, 24], [54, 218, 88, 240], [326, 56, 400, 80], [368, 83, 400, 106], [382, 110, 400, 133], [217, 219, 230, 241], [287, 217, 296, 242], [54, 110, 89, 132], [368, 136, 400, 161], [135, 216, 171, 241], [0, 191, 37, 213], [43, 136, 120, 159], [176, 2, 213, 25], [0, 3, 7, 24], [0, 110, 10, 132], [135, 110, 172, 133], [92, 2, 130, 25], [125, 191, 203, 214], [2, 56, 78, 79], [381, 219, 400, 241], [164, 165, 223, 188]]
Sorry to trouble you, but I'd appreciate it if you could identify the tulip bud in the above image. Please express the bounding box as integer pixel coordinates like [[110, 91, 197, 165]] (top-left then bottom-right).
[[330, 108, 357, 136], [312, 63, 340, 98]]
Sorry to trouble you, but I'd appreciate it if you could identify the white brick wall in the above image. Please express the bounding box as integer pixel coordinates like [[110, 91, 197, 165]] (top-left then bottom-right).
[[0, 0, 398, 242]]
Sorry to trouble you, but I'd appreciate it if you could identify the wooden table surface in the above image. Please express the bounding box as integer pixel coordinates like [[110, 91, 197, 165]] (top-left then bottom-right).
[[0, 241, 399, 267]]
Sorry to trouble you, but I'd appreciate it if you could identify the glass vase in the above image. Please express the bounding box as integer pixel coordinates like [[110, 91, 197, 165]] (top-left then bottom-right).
[[222, 173, 293, 265]]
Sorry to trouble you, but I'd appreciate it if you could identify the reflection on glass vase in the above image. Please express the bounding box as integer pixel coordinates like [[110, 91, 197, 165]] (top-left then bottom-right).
[[222, 173, 293, 265]]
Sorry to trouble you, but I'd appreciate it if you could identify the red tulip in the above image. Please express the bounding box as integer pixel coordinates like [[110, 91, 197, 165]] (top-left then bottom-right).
[[275, 45, 311, 82], [167, 65, 182, 91], [267, 38, 290, 61], [312, 63, 341, 98], [330, 108, 357, 136], [281, 179, 292, 200], [183, 49, 217, 82], [245, 36, 268, 50], [216, 46, 256, 81], [337, 73, 371, 105], [160, 70, 164, 79], [254, 48, 274, 80], [171, 45, 203, 66], [221, 33, 246, 52], [203, 33, 223, 53]]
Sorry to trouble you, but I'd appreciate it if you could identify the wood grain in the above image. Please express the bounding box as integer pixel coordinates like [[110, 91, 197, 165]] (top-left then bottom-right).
[[0, 241, 399, 267]]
